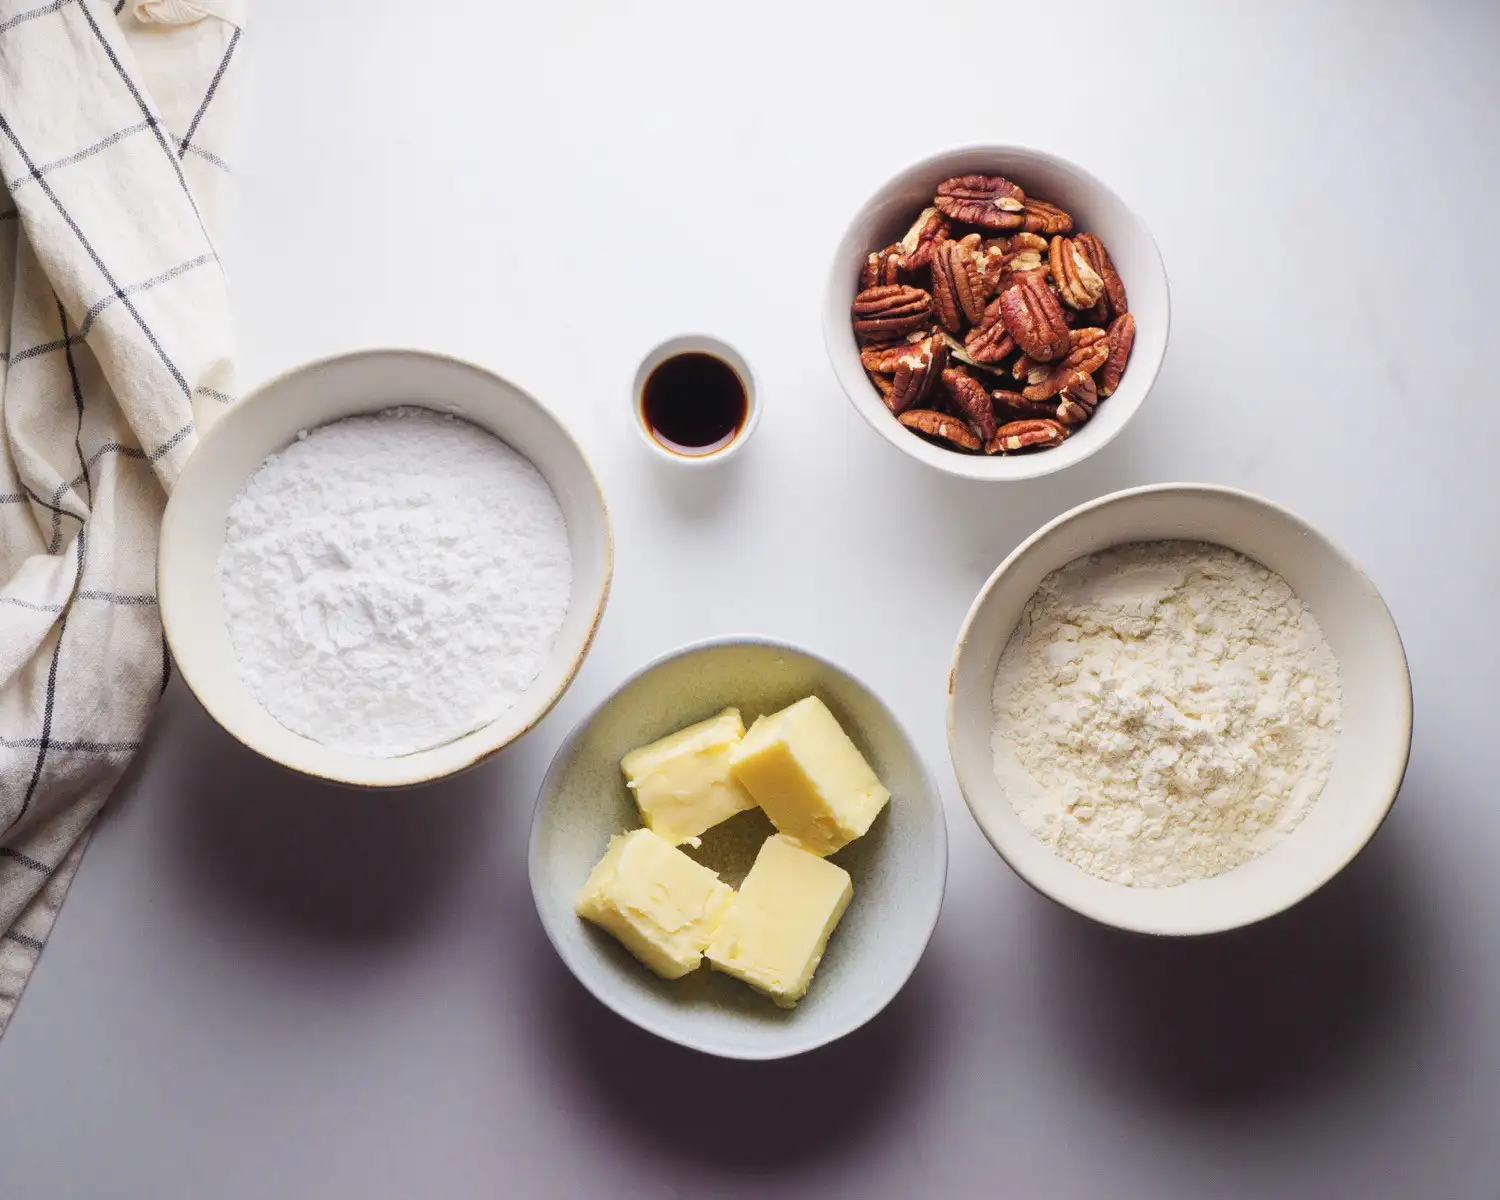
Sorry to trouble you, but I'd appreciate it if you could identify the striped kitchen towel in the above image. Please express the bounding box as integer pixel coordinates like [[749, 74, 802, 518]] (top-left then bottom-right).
[[0, 0, 243, 1036]]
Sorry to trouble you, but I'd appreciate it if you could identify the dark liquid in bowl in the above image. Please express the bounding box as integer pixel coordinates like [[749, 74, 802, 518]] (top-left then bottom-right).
[[641, 352, 747, 456]]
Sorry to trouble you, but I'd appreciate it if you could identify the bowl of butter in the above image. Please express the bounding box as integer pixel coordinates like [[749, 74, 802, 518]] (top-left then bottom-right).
[[528, 636, 948, 1060]]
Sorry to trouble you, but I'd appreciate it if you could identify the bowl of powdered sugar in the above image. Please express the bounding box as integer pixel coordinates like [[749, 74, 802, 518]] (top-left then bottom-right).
[[947, 483, 1411, 935], [159, 349, 612, 787]]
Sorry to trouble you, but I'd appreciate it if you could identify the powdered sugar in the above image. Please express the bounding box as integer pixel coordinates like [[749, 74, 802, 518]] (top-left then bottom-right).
[[218, 407, 572, 757], [990, 541, 1341, 887]]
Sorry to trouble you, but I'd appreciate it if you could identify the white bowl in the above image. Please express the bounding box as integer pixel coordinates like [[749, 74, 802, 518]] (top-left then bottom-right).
[[948, 484, 1412, 935], [823, 144, 1170, 481], [158, 349, 613, 789], [630, 333, 761, 468], [529, 637, 948, 1060]]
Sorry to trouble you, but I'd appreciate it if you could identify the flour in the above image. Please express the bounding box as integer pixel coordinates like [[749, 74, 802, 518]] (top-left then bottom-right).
[[990, 541, 1341, 886], [218, 407, 572, 758]]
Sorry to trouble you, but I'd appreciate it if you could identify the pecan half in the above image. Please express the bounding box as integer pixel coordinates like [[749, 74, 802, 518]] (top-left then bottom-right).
[[1020, 198, 1073, 235], [893, 334, 948, 414], [852, 285, 932, 339], [1055, 373, 1098, 425], [930, 240, 987, 333], [899, 408, 982, 452], [898, 207, 949, 271], [1020, 328, 1110, 400], [859, 330, 927, 373], [934, 174, 1026, 231], [998, 274, 1071, 362], [974, 243, 1010, 295], [1010, 352, 1044, 384], [937, 330, 1008, 376], [987, 418, 1068, 454], [940, 367, 996, 443], [863, 333, 946, 414], [859, 243, 905, 290], [964, 298, 1016, 364], [1098, 312, 1135, 397], [1076, 232, 1127, 319], [990, 388, 1058, 421], [1062, 325, 1109, 360], [1049, 235, 1106, 310]]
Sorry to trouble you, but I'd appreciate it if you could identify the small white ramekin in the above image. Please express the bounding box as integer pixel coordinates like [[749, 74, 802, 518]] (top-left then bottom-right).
[[631, 333, 760, 468]]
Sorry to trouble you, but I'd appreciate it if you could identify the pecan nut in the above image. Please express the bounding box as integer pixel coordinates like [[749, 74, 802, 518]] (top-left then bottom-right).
[[964, 298, 1016, 364], [987, 418, 1068, 454], [852, 285, 932, 340], [992, 232, 1051, 292], [1055, 373, 1098, 425], [940, 367, 996, 443], [899, 408, 982, 451], [1020, 328, 1109, 400], [937, 329, 1007, 376], [1098, 312, 1135, 397], [998, 274, 1071, 362], [859, 332, 926, 374], [990, 388, 1058, 421], [892, 334, 947, 414], [1076, 232, 1127, 320], [934, 174, 1027, 231], [1020, 198, 1073, 235], [1049, 235, 1106, 310], [930, 240, 988, 333], [863, 333, 946, 414], [898, 206, 949, 271], [859, 243, 905, 290]]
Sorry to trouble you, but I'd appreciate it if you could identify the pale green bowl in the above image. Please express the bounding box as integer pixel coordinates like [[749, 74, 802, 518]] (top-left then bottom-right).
[[528, 637, 948, 1060]]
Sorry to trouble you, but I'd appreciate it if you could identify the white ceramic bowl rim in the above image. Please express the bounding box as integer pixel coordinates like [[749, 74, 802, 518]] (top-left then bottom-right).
[[948, 482, 1414, 935], [528, 633, 950, 1060], [159, 346, 614, 789], [823, 143, 1172, 482]]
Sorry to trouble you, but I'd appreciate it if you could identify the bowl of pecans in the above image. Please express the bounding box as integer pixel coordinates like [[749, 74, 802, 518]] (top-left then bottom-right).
[[823, 146, 1169, 481]]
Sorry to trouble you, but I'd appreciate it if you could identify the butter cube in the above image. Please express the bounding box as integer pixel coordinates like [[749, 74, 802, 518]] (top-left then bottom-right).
[[575, 829, 736, 980], [621, 708, 758, 845], [706, 835, 853, 1007], [728, 696, 889, 856]]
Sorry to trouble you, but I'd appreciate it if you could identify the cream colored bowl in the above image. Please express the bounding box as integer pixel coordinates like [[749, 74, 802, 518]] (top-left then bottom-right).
[[823, 144, 1170, 481], [529, 637, 948, 1060], [158, 349, 613, 788], [948, 484, 1412, 935]]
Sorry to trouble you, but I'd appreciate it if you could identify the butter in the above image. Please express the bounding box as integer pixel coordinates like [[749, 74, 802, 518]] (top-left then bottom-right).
[[621, 708, 758, 845], [574, 829, 735, 980], [728, 696, 889, 856], [706, 834, 853, 1007]]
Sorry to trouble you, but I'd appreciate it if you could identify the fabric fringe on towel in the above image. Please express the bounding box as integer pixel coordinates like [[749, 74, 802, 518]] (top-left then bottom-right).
[[0, 0, 243, 1036]]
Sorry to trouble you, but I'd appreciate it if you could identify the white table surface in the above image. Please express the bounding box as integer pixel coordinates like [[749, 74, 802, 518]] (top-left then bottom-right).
[[3, 2, 1498, 1196]]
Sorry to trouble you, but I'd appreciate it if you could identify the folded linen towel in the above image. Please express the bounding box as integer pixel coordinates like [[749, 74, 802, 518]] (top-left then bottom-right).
[[0, 0, 242, 1036]]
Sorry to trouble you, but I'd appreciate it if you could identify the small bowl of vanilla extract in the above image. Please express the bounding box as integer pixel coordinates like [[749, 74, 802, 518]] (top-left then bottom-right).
[[633, 334, 759, 466]]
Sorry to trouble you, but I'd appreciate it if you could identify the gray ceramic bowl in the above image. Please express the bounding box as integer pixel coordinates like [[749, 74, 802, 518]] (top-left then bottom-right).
[[529, 637, 948, 1060]]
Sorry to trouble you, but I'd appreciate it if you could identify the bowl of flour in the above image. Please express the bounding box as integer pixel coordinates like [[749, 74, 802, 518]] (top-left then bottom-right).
[[159, 350, 612, 787], [948, 484, 1411, 935]]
